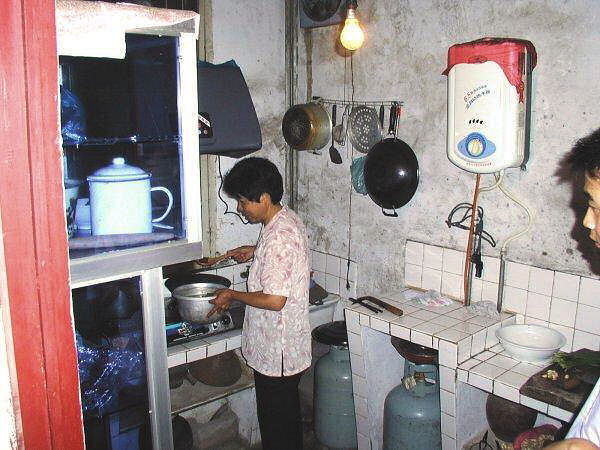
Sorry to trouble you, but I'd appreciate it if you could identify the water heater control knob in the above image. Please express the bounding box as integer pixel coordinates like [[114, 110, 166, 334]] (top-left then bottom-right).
[[465, 133, 485, 157]]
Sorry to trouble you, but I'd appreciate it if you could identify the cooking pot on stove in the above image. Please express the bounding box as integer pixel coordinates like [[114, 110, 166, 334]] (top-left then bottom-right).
[[88, 157, 173, 235], [165, 273, 231, 293], [168, 274, 231, 324]]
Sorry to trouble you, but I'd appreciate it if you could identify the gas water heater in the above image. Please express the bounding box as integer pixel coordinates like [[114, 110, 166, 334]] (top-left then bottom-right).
[[444, 38, 537, 173]]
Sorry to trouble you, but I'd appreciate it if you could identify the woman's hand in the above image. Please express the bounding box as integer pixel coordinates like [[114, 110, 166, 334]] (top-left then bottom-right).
[[207, 288, 234, 318], [226, 245, 255, 263]]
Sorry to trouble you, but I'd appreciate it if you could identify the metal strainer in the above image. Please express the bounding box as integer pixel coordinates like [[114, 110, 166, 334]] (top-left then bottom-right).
[[347, 105, 382, 153]]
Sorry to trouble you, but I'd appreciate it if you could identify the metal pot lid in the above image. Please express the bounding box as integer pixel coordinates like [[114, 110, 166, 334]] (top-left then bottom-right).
[[312, 320, 348, 346], [390, 336, 438, 364], [87, 157, 150, 182]]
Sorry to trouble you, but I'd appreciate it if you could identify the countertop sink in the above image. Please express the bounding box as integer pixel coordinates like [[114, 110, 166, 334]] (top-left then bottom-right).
[[496, 324, 566, 363]]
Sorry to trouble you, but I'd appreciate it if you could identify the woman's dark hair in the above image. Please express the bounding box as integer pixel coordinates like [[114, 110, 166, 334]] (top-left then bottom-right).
[[568, 127, 600, 177], [223, 157, 283, 203]]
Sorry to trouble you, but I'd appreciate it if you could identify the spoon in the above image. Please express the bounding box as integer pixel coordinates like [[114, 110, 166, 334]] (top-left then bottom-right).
[[329, 104, 342, 164], [332, 105, 349, 145]]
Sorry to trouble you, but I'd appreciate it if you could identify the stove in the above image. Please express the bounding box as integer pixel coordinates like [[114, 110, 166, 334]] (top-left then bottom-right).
[[164, 298, 244, 347]]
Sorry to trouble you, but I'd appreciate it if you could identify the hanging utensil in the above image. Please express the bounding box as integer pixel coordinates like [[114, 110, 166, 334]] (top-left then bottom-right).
[[363, 103, 419, 216], [332, 104, 350, 145], [329, 104, 342, 164], [347, 105, 382, 153], [282, 102, 331, 151]]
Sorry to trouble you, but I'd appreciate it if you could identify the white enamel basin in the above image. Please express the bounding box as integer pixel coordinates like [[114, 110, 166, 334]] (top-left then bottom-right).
[[496, 324, 566, 363], [308, 295, 339, 330]]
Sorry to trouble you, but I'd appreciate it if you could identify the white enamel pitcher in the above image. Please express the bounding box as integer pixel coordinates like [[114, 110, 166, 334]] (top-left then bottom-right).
[[88, 157, 173, 235]]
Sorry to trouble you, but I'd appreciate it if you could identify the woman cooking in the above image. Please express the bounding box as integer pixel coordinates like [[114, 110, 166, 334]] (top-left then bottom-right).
[[207, 157, 310, 450]]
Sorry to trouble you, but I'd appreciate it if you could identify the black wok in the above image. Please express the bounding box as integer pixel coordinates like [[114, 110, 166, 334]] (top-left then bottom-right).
[[363, 104, 419, 216]]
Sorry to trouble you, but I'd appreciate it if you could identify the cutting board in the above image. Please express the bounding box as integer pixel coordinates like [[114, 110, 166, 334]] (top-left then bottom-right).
[[519, 349, 600, 412]]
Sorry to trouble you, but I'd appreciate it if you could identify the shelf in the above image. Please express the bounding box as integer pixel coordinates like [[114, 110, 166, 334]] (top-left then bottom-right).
[[70, 240, 202, 287], [170, 367, 255, 415], [62, 134, 181, 147]]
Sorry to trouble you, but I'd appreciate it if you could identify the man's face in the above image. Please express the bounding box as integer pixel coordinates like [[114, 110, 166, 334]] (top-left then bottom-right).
[[583, 174, 600, 249], [236, 195, 267, 224]]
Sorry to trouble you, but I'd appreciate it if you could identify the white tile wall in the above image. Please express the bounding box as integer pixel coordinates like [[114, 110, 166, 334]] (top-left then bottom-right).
[[423, 245, 443, 270], [311, 249, 357, 299], [553, 272, 580, 301], [506, 261, 530, 290], [580, 277, 600, 307], [525, 292, 551, 321], [529, 267, 554, 296], [404, 241, 600, 355]]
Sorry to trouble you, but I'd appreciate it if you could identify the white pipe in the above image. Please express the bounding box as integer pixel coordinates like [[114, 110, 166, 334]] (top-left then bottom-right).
[[495, 175, 534, 312], [479, 170, 504, 192]]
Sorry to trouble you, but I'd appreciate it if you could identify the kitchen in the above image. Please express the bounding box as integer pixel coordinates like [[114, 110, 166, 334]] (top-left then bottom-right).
[[1, 0, 600, 449]]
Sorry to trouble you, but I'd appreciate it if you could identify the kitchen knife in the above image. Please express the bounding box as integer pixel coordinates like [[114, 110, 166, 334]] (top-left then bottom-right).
[[349, 297, 382, 314], [358, 296, 403, 317]]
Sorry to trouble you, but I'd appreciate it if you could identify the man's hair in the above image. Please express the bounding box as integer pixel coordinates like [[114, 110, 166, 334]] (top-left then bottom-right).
[[568, 127, 600, 177], [223, 157, 283, 204]]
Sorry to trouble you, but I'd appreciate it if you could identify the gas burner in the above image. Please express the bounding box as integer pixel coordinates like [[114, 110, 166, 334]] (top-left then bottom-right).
[[164, 299, 244, 347]]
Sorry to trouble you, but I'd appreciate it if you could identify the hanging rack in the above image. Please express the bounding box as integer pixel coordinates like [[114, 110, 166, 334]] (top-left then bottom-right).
[[312, 96, 404, 107]]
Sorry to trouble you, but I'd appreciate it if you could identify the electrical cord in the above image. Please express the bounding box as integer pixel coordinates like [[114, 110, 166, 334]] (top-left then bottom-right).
[[345, 50, 355, 290], [445, 203, 496, 247], [217, 156, 248, 224]]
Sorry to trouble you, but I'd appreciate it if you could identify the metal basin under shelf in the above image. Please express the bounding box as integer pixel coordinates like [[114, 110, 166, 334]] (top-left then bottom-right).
[[169, 363, 255, 415]]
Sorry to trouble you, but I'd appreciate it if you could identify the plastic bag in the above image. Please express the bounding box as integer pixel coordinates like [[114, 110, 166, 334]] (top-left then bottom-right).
[[351, 156, 368, 195], [467, 300, 500, 319], [76, 331, 145, 417], [60, 86, 87, 145], [411, 290, 454, 307]]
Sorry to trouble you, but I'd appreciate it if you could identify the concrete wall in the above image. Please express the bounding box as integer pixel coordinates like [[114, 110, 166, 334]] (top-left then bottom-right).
[[296, 0, 600, 295], [207, 1, 289, 254]]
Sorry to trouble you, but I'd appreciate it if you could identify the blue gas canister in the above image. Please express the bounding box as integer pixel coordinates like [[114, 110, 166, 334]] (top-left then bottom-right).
[[383, 337, 441, 450], [312, 321, 358, 450]]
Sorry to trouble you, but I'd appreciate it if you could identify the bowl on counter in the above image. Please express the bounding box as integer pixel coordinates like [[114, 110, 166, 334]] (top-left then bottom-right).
[[496, 324, 566, 364]]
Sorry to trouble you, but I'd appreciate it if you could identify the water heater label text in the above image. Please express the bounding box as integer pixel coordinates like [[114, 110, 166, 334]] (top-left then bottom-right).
[[464, 84, 491, 109]]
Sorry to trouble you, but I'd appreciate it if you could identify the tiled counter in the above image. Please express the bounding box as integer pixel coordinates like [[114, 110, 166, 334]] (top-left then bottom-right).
[[167, 329, 243, 368], [344, 288, 517, 450], [457, 345, 574, 422]]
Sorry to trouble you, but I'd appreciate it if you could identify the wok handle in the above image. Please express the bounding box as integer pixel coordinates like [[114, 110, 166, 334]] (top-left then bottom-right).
[[388, 103, 397, 136], [381, 208, 398, 217]]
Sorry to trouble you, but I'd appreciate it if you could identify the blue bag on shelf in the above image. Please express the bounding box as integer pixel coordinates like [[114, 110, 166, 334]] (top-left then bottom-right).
[[60, 85, 87, 145]]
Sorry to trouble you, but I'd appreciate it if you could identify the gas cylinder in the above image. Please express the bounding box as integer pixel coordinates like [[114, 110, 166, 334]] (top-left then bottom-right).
[[312, 321, 358, 450], [383, 337, 441, 450]]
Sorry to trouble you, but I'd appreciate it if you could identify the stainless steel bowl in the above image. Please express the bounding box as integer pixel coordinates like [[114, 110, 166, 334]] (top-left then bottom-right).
[[172, 282, 227, 324]]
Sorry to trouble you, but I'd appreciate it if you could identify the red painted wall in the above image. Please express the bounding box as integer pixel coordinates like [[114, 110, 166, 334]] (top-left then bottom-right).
[[0, 0, 84, 448]]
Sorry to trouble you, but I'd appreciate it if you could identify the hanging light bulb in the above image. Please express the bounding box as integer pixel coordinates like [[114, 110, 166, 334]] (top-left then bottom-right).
[[340, 0, 365, 51]]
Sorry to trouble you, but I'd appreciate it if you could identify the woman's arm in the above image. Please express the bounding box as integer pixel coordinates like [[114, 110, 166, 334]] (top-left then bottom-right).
[[208, 288, 286, 318]]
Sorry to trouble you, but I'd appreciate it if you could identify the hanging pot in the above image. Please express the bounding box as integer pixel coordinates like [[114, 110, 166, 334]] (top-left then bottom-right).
[[282, 102, 331, 151], [88, 157, 173, 235], [363, 104, 419, 216]]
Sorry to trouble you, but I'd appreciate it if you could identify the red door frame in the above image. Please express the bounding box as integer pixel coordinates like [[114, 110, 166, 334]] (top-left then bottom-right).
[[0, 0, 84, 448]]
